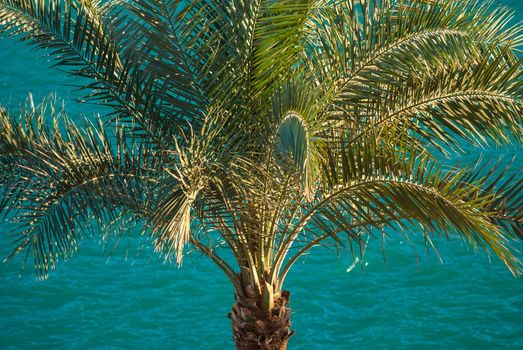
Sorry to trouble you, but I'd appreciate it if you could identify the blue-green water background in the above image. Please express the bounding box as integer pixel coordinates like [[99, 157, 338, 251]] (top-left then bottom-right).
[[1, 1, 523, 349]]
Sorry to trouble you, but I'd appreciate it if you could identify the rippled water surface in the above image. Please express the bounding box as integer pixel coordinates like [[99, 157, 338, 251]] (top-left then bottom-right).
[[1, 1, 523, 349]]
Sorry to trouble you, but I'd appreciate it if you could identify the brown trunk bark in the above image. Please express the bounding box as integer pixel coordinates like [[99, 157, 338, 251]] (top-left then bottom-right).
[[228, 290, 294, 350]]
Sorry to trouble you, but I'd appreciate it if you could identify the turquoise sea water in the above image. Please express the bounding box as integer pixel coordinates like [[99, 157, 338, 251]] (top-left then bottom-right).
[[1, 1, 523, 349]]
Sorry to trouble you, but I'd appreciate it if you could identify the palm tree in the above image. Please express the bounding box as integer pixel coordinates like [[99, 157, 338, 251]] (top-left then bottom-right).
[[1, 0, 523, 348]]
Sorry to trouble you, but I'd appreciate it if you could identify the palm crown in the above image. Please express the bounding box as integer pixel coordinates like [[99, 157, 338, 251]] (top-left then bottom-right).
[[1, 0, 523, 348]]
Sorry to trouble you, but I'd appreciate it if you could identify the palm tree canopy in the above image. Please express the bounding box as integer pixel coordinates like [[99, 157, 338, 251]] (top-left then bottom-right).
[[1, 0, 523, 296]]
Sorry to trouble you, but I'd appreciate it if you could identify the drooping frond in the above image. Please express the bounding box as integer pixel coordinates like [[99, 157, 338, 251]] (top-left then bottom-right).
[[457, 157, 523, 240], [150, 109, 256, 263], [275, 134, 523, 285], [0, 97, 156, 279]]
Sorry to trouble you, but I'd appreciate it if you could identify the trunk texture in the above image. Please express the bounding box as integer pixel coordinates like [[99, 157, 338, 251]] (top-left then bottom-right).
[[229, 290, 294, 350]]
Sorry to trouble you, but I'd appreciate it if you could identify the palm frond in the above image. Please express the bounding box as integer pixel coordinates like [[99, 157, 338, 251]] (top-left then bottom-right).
[[0, 0, 123, 100], [102, 0, 211, 124], [150, 109, 256, 264], [0, 97, 155, 279], [270, 78, 330, 195], [457, 156, 523, 240], [250, 0, 316, 99], [276, 150, 523, 286], [0, 0, 181, 148], [308, 0, 523, 122], [368, 51, 523, 152]]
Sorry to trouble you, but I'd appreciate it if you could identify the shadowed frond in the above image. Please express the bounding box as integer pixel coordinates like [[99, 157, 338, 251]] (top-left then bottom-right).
[[101, 0, 211, 124]]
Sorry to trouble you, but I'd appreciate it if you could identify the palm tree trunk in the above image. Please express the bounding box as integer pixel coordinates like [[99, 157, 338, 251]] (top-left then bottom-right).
[[229, 291, 294, 350]]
